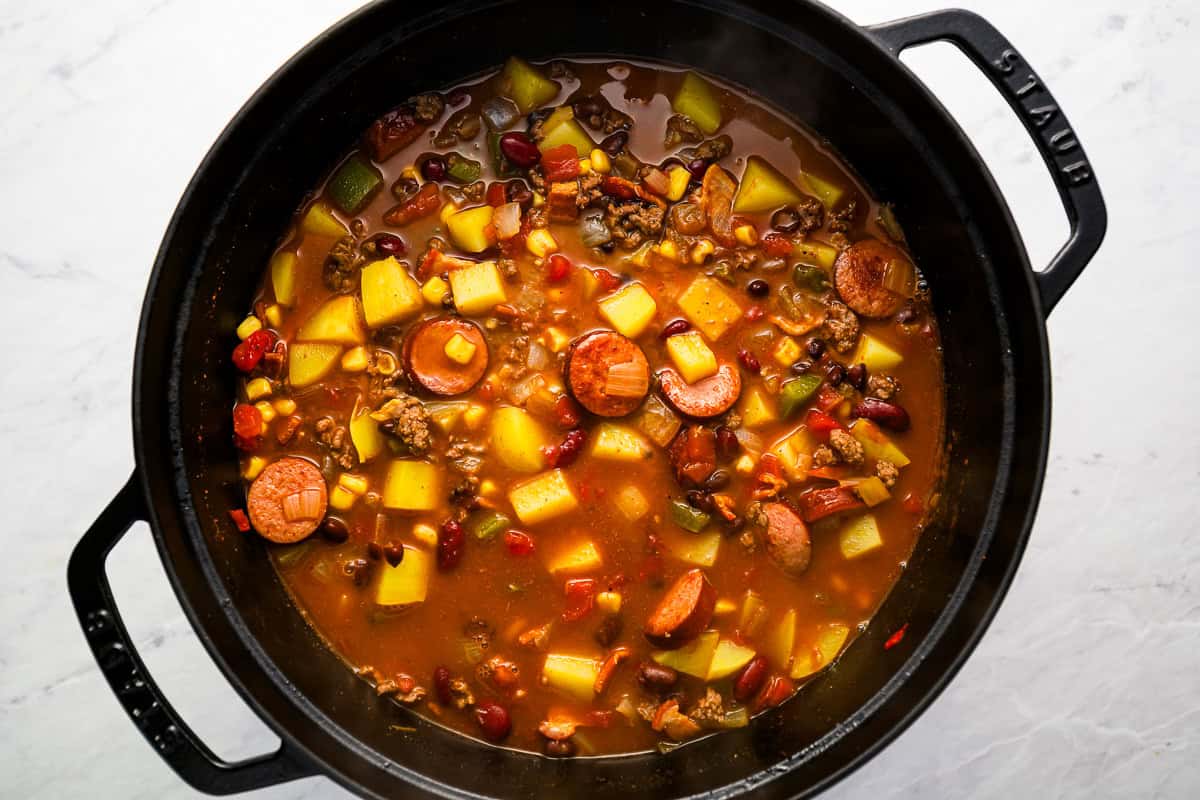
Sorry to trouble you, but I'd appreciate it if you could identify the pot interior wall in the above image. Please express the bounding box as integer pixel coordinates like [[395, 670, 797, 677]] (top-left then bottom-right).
[[149, 1, 1044, 797]]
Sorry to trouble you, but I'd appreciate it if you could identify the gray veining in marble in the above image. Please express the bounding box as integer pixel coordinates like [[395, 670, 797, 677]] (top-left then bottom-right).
[[1, 1, 1195, 798]]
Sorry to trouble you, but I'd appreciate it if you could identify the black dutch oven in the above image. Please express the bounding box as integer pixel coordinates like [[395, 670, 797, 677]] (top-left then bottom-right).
[[68, 1, 1106, 797]]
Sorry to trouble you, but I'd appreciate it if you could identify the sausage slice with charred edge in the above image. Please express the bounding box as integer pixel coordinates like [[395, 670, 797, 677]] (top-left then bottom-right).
[[658, 363, 742, 418], [833, 238, 915, 319], [565, 330, 650, 417], [761, 502, 812, 577], [644, 568, 717, 650], [247, 457, 328, 544], [402, 317, 489, 396]]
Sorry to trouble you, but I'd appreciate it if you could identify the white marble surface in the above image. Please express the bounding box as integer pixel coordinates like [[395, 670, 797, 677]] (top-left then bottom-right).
[[1, 0, 1195, 797]]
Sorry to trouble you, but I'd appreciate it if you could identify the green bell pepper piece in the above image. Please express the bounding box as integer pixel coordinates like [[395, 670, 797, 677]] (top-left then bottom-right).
[[327, 156, 382, 214], [779, 375, 823, 418], [670, 499, 711, 533]]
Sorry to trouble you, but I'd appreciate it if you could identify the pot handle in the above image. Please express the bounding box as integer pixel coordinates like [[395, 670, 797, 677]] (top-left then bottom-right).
[[870, 9, 1107, 315], [67, 474, 316, 794]]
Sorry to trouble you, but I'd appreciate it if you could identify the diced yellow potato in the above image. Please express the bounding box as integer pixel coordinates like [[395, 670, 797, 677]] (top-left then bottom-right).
[[447, 205, 495, 253], [537, 106, 594, 156], [598, 283, 657, 339], [264, 304, 283, 328], [463, 403, 488, 431], [526, 228, 558, 258], [242, 456, 267, 480], [660, 528, 721, 567], [652, 630, 720, 678], [596, 591, 622, 615], [855, 333, 904, 372], [735, 454, 756, 475], [270, 252, 297, 306], [839, 514, 883, 559], [439, 201, 459, 225], [543, 326, 571, 353], [590, 423, 653, 462], [297, 296, 366, 345], [799, 171, 845, 211], [852, 476, 891, 507], [706, 639, 757, 680], [443, 333, 478, 365], [666, 330, 718, 384], [499, 56, 560, 114], [613, 484, 649, 521], [794, 241, 839, 271], [245, 378, 272, 402], [411, 523, 438, 549], [301, 203, 348, 238], [672, 72, 722, 135], [546, 539, 602, 576], [329, 485, 357, 511], [341, 346, 369, 372], [734, 224, 759, 246], [338, 473, 369, 496], [427, 401, 468, 433], [773, 336, 802, 367], [739, 591, 767, 639], [763, 609, 797, 671], [741, 387, 777, 429], [508, 469, 578, 525], [374, 546, 432, 609], [421, 275, 449, 305], [360, 257, 423, 329], [236, 316, 262, 340], [253, 400, 276, 423], [490, 406, 549, 473], [542, 654, 601, 701], [849, 419, 910, 467], [448, 260, 507, 316], [770, 425, 817, 482], [288, 343, 341, 388], [677, 276, 742, 341], [382, 460, 441, 512], [666, 165, 691, 201], [733, 156, 804, 214], [713, 598, 738, 616], [790, 623, 851, 679]]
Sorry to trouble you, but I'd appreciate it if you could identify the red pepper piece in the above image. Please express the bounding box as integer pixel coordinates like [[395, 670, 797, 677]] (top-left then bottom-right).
[[232, 329, 274, 373], [884, 623, 909, 650], [590, 267, 621, 292], [228, 508, 251, 532], [541, 144, 581, 182], [485, 181, 507, 207], [804, 408, 843, 437], [797, 486, 866, 522], [383, 182, 441, 227], [504, 530, 536, 557], [761, 232, 795, 257], [546, 253, 572, 282], [562, 578, 597, 622], [232, 404, 263, 439], [600, 176, 637, 200]]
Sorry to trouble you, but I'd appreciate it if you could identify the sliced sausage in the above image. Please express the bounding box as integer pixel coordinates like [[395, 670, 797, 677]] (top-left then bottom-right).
[[761, 502, 812, 577], [667, 425, 717, 488], [402, 317, 489, 396], [658, 363, 742, 418], [247, 457, 328, 544], [644, 568, 717, 650], [565, 330, 650, 417], [833, 239, 914, 319], [700, 164, 736, 246]]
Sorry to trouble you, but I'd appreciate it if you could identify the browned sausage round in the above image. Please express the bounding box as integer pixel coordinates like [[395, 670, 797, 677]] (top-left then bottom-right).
[[833, 239, 914, 319], [644, 568, 717, 650], [658, 363, 742, 418], [247, 457, 328, 544], [565, 329, 650, 417], [402, 317, 489, 396], [761, 502, 812, 577]]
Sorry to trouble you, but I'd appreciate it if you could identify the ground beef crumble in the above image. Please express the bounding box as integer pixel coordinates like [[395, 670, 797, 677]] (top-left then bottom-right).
[[867, 374, 900, 400], [371, 394, 432, 456], [829, 429, 864, 466], [604, 201, 666, 249], [688, 688, 726, 726], [875, 459, 900, 488], [315, 416, 356, 470], [822, 300, 860, 352]]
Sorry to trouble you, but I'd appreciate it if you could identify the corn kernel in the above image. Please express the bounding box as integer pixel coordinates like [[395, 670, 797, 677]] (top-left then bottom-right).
[[273, 397, 297, 416], [242, 456, 267, 481], [245, 378, 272, 401], [329, 485, 358, 511], [596, 591, 623, 615], [338, 473, 369, 496], [236, 316, 262, 340], [691, 238, 716, 265], [526, 228, 558, 258], [773, 336, 802, 367], [666, 165, 691, 202], [254, 400, 276, 423], [422, 276, 449, 305], [734, 224, 759, 246], [479, 479, 499, 497], [532, 192, 545, 208], [412, 523, 438, 549], [589, 149, 611, 174], [579, 158, 592, 174], [263, 304, 283, 328], [375, 352, 397, 376], [657, 240, 679, 262], [735, 454, 756, 475], [401, 166, 418, 181], [543, 326, 571, 353], [440, 202, 459, 224], [463, 403, 488, 431], [341, 346, 369, 372], [443, 332, 478, 365]]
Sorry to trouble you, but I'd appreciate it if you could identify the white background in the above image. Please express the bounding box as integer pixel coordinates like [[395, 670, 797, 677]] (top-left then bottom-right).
[[1, 1, 1196, 798]]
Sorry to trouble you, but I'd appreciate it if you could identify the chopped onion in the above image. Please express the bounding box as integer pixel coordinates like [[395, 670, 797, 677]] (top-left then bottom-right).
[[881, 256, 917, 297], [579, 209, 612, 248], [614, 696, 639, 723], [526, 342, 550, 371], [480, 97, 519, 131], [720, 707, 750, 729], [734, 428, 763, 456], [642, 167, 671, 197], [510, 372, 546, 406], [493, 202, 521, 240], [604, 361, 649, 398], [525, 388, 558, 420], [633, 394, 682, 447], [282, 488, 323, 522]]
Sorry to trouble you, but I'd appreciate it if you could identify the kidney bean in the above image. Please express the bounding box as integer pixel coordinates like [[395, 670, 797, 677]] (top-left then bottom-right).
[[383, 542, 405, 567], [593, 614, 623, 647], [432, 666, 453, 705], [660, 318, 691, 339], [746, 279, 769, 297], [755, 675, 796, 711], [504, 529, 536, 557], [498, 131, 541, 168], [771, 207, 802, 233], [599, 130, 629, 155], [738, 349, 761, 374], [437, 519, 465, 570], [320, 517, 349, 543], [372, 233, 405, 256], [851, 397, 911, 431], [805, 338, 826, 359], [420, 155, 447, 182], [715, 426, 740, 461], [636, 661, 679, 692], [825, 363, 846, 386], [846, 363, 868, 391], [474, 700, 512, 742], [703, 469, 730, 491], [549, 428, 587, 468], [504, 179, 533, 209], [733, 655, 770, 703], [685, 157, 709, 179]]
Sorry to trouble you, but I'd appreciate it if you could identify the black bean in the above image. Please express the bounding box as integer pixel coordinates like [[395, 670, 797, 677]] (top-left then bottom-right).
[[686, 490, 715, 512], [685, 157, 709, 179], [771, 207, 802, 233], [366, 541, 383, 560], [383, 542, 405, 567], [746, 279, 769, 297], [806, 338, 826, 359], [420, 155, 447, 182], [574, 96, 605, 119], [320, 516, 349, 543], [593, 614, 622, 647], [703, 470, 731, 492], [599, 131, 629, 155], [895, 305, 918, 325], [826, 363, 846, 386], [847, 363, 868, 391]]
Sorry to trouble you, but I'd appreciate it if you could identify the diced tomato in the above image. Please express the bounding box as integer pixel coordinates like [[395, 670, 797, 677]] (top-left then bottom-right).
[[600, 176, 637, 200], [485, 181, 507, 207], [814, 384, 844, 413], [797, 486, 865, 522], [805, 408, 843, 437], [383, 181, 442, 227], [757, 452, 784, 479], [761, 232, 794, 257], [884, 623, 909, 650], [504, 530, 536, 557], [591, 268, 621, 292], [232, 329, 274, 373], [547, 253, 572, 282], [232, 404, 263, 439], [561, 578, 597, 622], [744, 305, 764, 322], [541, 144, 581, 182], [228, 508, 251, 532], [902, 492, 924, 514]]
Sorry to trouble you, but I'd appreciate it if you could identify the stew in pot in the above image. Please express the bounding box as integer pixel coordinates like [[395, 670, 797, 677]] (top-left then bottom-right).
[[227, 57, 944, 756]]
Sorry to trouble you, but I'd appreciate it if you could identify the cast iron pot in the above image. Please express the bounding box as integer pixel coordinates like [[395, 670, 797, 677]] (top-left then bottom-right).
[[68, 1, 1106, 797]]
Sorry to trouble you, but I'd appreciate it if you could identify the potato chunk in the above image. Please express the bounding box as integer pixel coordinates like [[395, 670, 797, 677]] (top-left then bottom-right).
[[448, 260, 507, 316], [489, 407, 549, 473], [676, 276, 742, 341], [288, 343, 342, 388], [382, 460, 441, 512], [374, 546, 432, 609], [732, 156, 803, 214], [508, 469, 578, 525], [589, 423, 653, 462], [360, 257, 422, 329], [598, 283, 657, 339], [542, 654, 601, 701], [665, 331, 718, 384], [297, 296, 366, 345]]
